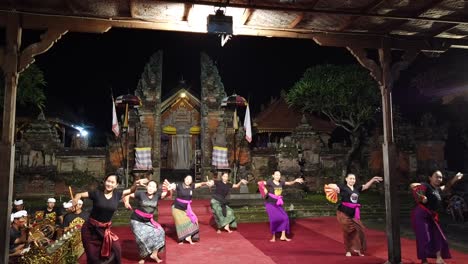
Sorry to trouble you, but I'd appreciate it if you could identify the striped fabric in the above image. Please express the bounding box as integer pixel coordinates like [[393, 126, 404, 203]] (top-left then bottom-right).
[[212, 146, 229, 169], [134, 147, 153, 170]]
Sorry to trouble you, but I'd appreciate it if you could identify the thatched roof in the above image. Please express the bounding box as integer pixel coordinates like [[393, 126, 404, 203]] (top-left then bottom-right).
[[254, 97, 335, 133], [2, 1, 468, 50]]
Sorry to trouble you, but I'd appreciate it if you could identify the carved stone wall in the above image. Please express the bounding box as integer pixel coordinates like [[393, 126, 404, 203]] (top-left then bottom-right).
[[200, 53, 227, 175], [135, 50, 163, 181]]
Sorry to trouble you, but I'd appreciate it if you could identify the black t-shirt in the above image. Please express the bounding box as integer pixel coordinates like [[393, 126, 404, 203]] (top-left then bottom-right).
[[174, 183, 195, 211], [88, 189, 123, 223], [130, 191, 161, 222], [212, 181, 233, 201], [421, 182, 442, 211], [41, 207, 61, 225], [265, 180, 285, 205], [337, 184, 364, 218], [9, 226, 21, 250], [63, 211, 89, 228]]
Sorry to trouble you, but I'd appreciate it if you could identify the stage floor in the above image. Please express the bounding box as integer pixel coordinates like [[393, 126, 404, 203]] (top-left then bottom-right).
[[79, 200, 468, 264]]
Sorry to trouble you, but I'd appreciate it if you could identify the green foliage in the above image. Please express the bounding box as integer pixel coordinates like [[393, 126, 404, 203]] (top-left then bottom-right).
[[286, 64, 380, 133], [0, 63, 47, 110], [61, 171, 99, 188]]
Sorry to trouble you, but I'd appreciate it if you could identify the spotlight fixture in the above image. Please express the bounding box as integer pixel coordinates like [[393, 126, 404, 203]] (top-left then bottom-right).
[[207, 8, 233, 47], [207, 9, 233, 35]]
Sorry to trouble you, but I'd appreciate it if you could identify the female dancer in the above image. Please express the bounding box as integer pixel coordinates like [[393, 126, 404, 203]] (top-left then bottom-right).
[[123, 180, 167, 264], [258, 170, 304, 242], [210, 172, 248, 233], [327, 174, 382, 257], [74, 173, 148, 263], [410, 170, 463, 264], [164, 175, 213, 244]]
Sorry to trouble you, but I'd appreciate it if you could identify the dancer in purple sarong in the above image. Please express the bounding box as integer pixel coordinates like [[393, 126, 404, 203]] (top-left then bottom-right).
[[258, 170, 303, 242], [410, 170, 464, 264]]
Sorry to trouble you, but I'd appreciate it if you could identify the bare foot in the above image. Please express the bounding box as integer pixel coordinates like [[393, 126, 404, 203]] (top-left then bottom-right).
[[435, 259, 446, 264], [280, 237, 291, 242], [138, 260, 145, 264], [217, 229, 221, 234], [345, 252, 351, 257], [150, 253, 163, 263], [185, 236, 195, 245], [353, 250, 364, 256], [269, 238, 276, 242], [224, 225, 233, 233]]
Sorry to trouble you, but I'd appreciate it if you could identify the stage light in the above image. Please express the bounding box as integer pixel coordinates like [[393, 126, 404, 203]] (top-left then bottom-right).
[[207, 8, 233, 47], [180, 92, 187, 98], [207, 9, 233, 35]]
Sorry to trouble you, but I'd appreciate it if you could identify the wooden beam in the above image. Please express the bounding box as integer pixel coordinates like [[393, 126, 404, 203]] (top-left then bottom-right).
[[12, 12, 111, 33], [129, 0, 137, 18], [346, 47, 382, 86], [288, 12, 304, 29], [182, 3, 192, 21], [3, 1, 468, 26], [240, 8, 254, 25], [382, 0, 445, 33], [1, 11, 468, 50], [338, 0, 386, 31], [19, 28, 68, 73], [0, 12, 21, 264], [0, 47, 4, 67], [378, 46, 401, 264], [391, 49, 420, 83], [312, 33, 453, 51], [129, 0, 468, 25], [426, 23, 459, 37]]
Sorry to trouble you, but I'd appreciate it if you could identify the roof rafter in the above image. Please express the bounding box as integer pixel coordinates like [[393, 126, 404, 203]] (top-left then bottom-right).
[[2, 10, 468, 50], [288, 12, 304, 29], [338, 0, 386, 31], [382, 0, 445, 33], [182, 3, 193, 21], [129, 0, 468, 25], [240, 8, 254, 25], [426, 23, 459, 37]]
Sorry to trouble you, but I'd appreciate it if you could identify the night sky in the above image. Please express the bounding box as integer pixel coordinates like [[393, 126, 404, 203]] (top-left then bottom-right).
[[8, 28, 468, 165], [30, 28, 357, 143]]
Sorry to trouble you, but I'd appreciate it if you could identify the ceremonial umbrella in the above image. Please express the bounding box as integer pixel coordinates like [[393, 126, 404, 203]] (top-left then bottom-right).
[[220, 93, 248, 183], [220, 94, 247, 108], [114, 94, 142, 188], [115, 94, 142, 108]]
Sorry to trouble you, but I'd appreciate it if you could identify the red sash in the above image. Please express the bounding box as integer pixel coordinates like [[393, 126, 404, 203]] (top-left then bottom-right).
[[88, 217, 119, 257]]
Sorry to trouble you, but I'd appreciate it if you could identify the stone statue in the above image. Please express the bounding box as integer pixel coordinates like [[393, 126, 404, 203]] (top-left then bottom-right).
[[136, 126, 152, 147], [212, 121, 227, 147]]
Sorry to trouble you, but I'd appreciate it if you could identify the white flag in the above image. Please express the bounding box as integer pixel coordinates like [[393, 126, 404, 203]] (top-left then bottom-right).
[[112, 100, 120, 137], [244, 104, 252, 143]]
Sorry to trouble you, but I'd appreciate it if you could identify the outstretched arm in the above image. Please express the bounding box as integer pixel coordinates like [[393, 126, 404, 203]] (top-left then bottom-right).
[[195, 180, 214, 189], [362, 176, 383, 191], [441, 172, 463, 192], [73, 191, 89, 205], [233, 179, 248, 188], [122, 178, 149, 196], [123, 193, 136, 210], [285, 178, 304, 186]]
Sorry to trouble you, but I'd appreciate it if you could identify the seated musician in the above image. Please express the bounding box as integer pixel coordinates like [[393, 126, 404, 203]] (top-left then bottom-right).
[[62, 199, 88, 231], [9, 211, 29, 257], [12, 199, 26, 214], [34, 198, 62, 226]]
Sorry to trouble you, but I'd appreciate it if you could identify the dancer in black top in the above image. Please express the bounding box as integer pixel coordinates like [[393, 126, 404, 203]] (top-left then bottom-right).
[[74, 173, 148, 264]]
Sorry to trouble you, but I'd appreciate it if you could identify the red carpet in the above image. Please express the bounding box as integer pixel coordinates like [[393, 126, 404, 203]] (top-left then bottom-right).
[[79, 200, 468, 264]]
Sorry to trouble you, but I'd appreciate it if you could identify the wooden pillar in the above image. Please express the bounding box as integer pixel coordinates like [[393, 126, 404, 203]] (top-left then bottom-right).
[[379, 47, 401, 264], [0, 13, 21, 263]]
